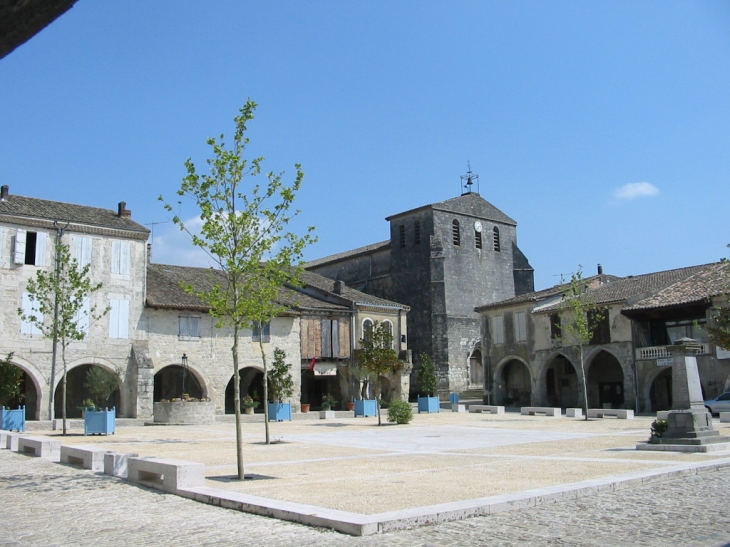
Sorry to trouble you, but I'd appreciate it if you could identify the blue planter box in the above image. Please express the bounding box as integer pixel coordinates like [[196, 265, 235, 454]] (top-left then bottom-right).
[[1, 406, 25, 432], [449, 393, 460, 405], [354, 399, 378, 417], [418, 396, 440, 413], [84, 408, 116, 435], [268, 402, 292, 422]]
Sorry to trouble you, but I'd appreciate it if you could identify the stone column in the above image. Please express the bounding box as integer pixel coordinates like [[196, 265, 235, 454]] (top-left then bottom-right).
[[131, 343, 154, 419]]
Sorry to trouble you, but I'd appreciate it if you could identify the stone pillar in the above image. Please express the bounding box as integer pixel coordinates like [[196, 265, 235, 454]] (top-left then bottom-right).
[[664, 338, 716, 440], [131, 343, 154, 419]]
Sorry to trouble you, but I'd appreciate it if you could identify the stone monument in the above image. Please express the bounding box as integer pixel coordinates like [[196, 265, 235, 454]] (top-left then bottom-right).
[[637, 338, 730, 452]]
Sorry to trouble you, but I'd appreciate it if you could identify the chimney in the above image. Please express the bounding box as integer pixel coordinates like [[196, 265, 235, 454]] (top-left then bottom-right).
[[334, 280, 345, 295], [0, 185, 8, 201], [597, 264, 603, 275], [118, 201, 132, 218]]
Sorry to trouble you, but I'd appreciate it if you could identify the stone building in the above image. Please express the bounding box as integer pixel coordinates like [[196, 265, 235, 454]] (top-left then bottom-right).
[[475, 262, 730, 412], [0, 185, 411, 419], [306, 187, 534, 396]]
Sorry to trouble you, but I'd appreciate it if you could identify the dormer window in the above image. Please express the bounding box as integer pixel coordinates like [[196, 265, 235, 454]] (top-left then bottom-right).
[[452, 220, 460, 246]]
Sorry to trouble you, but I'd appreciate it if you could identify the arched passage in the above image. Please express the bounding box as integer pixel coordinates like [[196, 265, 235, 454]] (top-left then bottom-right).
[[154, 365, 205, 402], [543, 354, 580, 408], [55, 364, 121, 418], [586, 350, 625, 409], [650, 367, 672, 411], [469, 347, 483, 387], [225, 367, 264, 414], [0, 361, 40, 420], [497, 359, 531, 406]]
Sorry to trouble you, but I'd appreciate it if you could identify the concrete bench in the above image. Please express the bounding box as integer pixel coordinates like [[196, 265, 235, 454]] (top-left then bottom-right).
[[104, 452, 139, 478], [0, 431, 19, 450], [60, 445, 113, 472], [720, 412, 730, 423], [127, 457, 205, 494], [468, 405, 504, 415], [587, 408, 634, 419], [451, 404, 466, 413], [521, 407, 562, 417], [17, 436, 61, 461], [566, 408, 583, 418]]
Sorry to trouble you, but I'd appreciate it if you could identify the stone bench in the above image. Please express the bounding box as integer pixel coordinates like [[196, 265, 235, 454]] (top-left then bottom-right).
[[104, 452, 139, 478], [451, 404, 466, 413], [468, 405, 504, 415], [60, 445, 113, 472], [17, 436, 61, 461], [566, 408, 583, 418], [720, 412, 730, 423], [521, 406, 562, 417], [0, 431, 19, 450], [587, 408, 634, 419], [127, 457, 206, 494]]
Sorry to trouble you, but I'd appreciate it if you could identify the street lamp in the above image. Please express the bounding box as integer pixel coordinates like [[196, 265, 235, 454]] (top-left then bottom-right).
[[181, 353, 188, 398]]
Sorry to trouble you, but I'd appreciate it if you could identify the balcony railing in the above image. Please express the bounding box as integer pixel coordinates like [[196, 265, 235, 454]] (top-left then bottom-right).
[[636, 343, 711, 361]]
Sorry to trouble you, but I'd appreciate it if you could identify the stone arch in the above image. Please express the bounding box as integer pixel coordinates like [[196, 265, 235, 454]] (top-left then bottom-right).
[[467, 340, 483, 388], [538, 351, 581, 408], [55, 362, 124, 418], [585, 349, 625, 409], [494, 356, 531, 406], [225, 366, 264, 414], [53, 357, 119, 391], [153, 363, 208, 403], [647, 366, 672, 412], [2, 356, 44, 421], [378, 375, 393, 402]]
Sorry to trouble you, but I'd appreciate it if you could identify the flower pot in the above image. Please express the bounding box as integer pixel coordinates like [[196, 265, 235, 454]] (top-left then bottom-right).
[[301, 403, 310, 413], [84, 407, 116, 435], [268, 402, 292, 422], [244, 407, 254, 415], [417, 396, 440, 413], [354, 399, 377, 417], [346, 402, 355, 411], [0, 406, 25, 432]]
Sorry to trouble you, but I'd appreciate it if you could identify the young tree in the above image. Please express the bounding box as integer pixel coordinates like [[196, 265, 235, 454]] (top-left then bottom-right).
[[160, 100, 315, 479], [417, 353, 438, 397], [18, 241, 108, 434], [84, 366, 121, 410], [268, 348, 294, 404], [355, 320, 401, 425], [556, 267, 606, 421], [707, 254, 730, 351]]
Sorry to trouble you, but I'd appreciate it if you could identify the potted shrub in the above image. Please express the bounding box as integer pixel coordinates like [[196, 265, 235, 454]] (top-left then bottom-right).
[[84, 367, 120, 435], [242, 395, 259, 415], [417, 353, 440, 413], [321, 394, 337, 410], [351, 363, 377, 417], [267, 348, 293, 422]]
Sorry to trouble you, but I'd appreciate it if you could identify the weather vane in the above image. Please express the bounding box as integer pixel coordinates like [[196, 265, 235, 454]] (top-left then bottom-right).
[[460, 161, 480, 195]]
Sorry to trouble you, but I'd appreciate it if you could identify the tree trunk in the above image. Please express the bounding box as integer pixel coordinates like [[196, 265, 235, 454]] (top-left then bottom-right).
[[61, 344, 67, 435], [579, 345, 589, 421], [374, 382, 382, 426], [232, 325, 245, 480], [259, 337, 270, 445]]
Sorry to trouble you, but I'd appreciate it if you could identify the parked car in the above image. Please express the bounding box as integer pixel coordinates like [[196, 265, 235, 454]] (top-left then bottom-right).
[[704, 392, 730, 416]]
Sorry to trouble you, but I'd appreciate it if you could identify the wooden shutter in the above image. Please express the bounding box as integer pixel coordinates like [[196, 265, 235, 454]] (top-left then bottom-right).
[[111, 241, 121, 273], [73, 236, 92, 267], [14, 229, 26, 264], [338, 319, 350, 358], [74, 297, 90, 335], [21, 292, 42, 335], [120, 241, 131, 275], [322, 319, 332, 357], [34, 232, 47, 266], [110, 299, 130, 339]]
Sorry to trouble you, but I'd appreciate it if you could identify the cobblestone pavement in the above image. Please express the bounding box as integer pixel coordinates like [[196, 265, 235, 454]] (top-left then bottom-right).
[[1, 450, 729, 547]]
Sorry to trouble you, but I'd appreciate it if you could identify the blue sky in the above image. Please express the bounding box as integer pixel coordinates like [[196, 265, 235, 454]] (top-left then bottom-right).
[[1, 1, 728, 290]]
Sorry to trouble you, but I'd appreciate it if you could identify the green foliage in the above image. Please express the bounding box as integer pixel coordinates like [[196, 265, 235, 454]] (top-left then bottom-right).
[[84, 367, 121, 410], [321, 394, 337, 409], [159, 101, 316, 461], [268, 348, 294, 403], [242, 395, 259, 409], [387, 399, 413, 424], [557, 266, 606, 420], [355, 320, 401, 425], [417, 353, 438, 396], [0, 353, 23, 405], [707, 254, 730, 350], [650, 418, 669, 439]]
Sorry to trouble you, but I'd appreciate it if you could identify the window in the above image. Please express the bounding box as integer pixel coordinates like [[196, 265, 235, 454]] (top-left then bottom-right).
[[20, 292, 43, 335], [321, 318, 340, 357], [452, 220, 460, 246], [382, 320, 394, 348], [111, 240, 131, 275], [252, 321, 270, 342], [109, 298, 130, 339], [398, 225, 406, 248], [493, 227, 501, 252], [179, 316, 201, 340], [475, 229, 482, 249], [72, 236, 93, 268], [14, 229, 47, 266], [414, 220, 421, 245], [74, 296, 91, 336], [492, 315, 504, 344], [362, 318, 373, 342], [513, 311, 527, 342], [550, 313, 561, 340], [588, 309, 610, 345]]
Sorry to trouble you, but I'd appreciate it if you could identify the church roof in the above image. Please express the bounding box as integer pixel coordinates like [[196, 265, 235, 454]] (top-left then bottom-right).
[[305, 240, 390, 268], [386, 192, 517, 226]]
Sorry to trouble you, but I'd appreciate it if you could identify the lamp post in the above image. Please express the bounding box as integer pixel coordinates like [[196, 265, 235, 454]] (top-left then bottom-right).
[[181, 353, 188, 398]]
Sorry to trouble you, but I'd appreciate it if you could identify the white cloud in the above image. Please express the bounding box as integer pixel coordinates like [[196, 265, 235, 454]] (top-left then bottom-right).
[[613, 182, 660, 200], [150, 216, 215, 268]]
